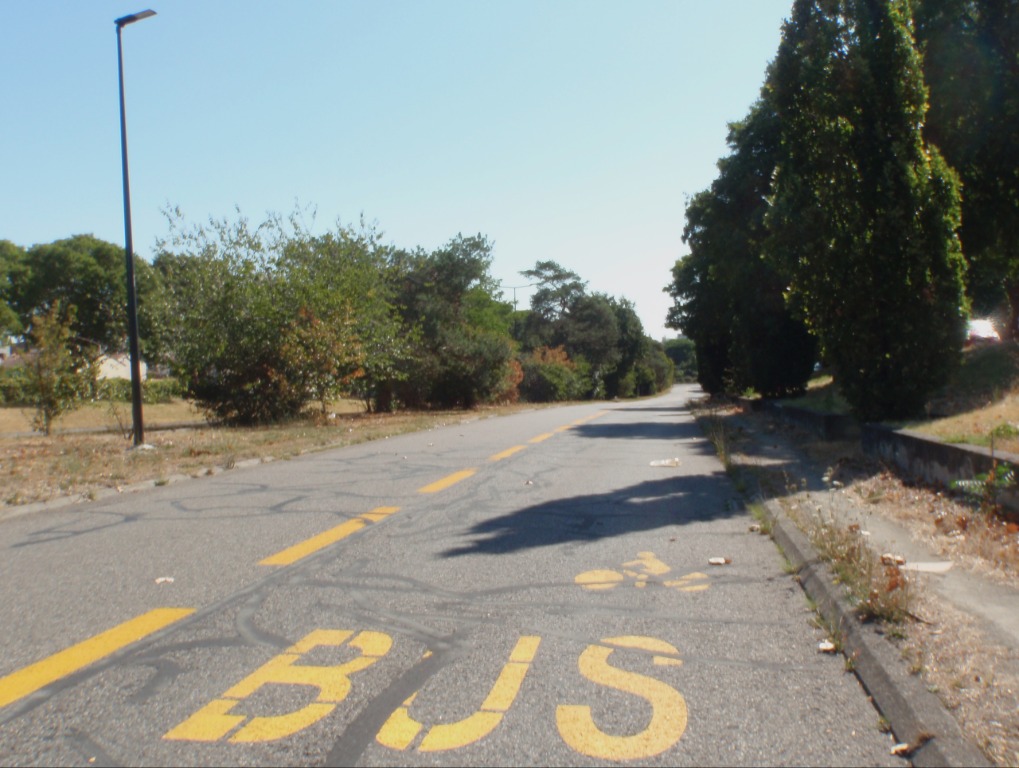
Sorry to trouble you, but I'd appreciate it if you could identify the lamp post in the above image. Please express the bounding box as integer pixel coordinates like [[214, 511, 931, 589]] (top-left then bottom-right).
[[503, 283, 537, 311], [116, 9, 156, 447]]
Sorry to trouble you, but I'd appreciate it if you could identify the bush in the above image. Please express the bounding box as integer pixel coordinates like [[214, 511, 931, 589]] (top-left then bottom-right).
[[94, 377, 181, 404], [0, 366, 29, 405], [519, 346, 582, 402]]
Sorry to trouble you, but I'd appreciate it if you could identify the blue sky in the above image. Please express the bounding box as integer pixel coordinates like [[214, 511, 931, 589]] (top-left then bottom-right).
[[2, 0, 793, 340]]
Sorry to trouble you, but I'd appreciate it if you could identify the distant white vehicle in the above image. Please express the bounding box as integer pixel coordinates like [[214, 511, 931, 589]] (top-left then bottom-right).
[[966, 318, 1000, 345]]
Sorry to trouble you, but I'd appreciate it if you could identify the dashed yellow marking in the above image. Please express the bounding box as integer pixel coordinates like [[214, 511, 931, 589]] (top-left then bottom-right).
[[0, 608, 194, 709], [417, 469, 476, 494], [528, 432, 555, 444], [489, 445, 526, 462], [260, 507, 400, 566]]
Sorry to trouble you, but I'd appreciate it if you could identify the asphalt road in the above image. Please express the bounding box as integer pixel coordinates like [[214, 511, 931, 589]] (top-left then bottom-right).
[[0, 384, 905, 766]]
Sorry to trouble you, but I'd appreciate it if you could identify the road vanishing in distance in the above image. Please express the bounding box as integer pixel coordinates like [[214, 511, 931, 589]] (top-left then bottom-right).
[[0, 384, 904, 766]]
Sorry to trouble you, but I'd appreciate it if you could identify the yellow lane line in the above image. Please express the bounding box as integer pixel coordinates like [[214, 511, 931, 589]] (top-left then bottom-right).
[[417, 469, 477, 494], [528, 432, 555, 444], [0, 608, 194, 709], [489, 445, 526, 462], [260, 507, 400, 566]]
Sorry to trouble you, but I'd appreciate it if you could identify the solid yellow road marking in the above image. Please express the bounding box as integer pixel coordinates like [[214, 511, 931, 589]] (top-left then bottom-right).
[[260, 507, 401, 566], [0, 608, 194, 709], [489, 445, 526, 462], [417, 469, 476, 494]]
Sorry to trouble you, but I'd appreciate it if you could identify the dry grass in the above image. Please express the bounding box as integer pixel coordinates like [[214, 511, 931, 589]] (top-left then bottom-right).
[[908, 395, 1019, 456], [0, 399, 542, 509]]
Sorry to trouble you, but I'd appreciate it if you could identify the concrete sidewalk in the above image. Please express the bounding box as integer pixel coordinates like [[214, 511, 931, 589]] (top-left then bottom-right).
[[719, 406, 1016, 767]]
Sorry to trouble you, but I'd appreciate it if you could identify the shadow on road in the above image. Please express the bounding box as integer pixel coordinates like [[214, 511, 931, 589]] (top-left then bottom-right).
[[569, 417, 713, 447], [441, 472, 743, 558]]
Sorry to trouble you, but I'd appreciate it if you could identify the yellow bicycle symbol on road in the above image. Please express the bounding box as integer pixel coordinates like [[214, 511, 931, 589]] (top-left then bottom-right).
[[574, 552, 710, 592]]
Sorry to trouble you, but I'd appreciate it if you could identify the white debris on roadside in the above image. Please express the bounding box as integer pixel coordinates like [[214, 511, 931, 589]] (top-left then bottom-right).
[[155, 576, 175, 585], [708, 557, 732, 566], [650, 458, 682, 467], [818, 640, 837, 653]]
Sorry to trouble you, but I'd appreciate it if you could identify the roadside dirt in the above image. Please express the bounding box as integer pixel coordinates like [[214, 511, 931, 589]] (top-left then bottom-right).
[[0, 403, 538, 511], [717, 402, 1019, 767]]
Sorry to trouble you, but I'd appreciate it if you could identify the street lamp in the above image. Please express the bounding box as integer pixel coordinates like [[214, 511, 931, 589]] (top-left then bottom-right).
[[503, 283, 537, 311], [115, 9, 156, 447]]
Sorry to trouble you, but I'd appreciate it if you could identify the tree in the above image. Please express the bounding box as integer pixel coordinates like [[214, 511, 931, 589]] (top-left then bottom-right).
[[914, 0, 1019, 332], [663, 337, 697, 382], [23, 304, 86, 435], [8, 235, 136, 354], [521, 260, 586, 323], [387, 235, 514, 409], [0, 240, 24, 338], [666, 97, 816, 398], [766, 0, 966, 419]]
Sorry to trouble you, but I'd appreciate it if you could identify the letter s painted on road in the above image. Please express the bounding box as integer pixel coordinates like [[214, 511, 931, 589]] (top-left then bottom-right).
[[556, 636, 688, 761]]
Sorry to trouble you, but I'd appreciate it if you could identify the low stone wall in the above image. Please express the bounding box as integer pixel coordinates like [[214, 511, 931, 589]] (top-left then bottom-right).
[[861, 424, 1019, 512], [742, 397, 1019, 512], [749, 398, 860, 441]]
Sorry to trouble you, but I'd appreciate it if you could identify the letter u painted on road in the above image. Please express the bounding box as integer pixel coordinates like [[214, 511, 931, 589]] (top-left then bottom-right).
[[376, 636, 541, 752], [556, 636, 688, 761], [164, 630, 392, 743]]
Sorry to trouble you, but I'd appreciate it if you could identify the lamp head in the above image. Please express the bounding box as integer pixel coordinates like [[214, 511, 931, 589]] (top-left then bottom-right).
[[115, 9, 156, 28]]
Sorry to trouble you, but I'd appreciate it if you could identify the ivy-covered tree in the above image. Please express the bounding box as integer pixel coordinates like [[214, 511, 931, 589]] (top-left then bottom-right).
[[766, 0, 966, 420]]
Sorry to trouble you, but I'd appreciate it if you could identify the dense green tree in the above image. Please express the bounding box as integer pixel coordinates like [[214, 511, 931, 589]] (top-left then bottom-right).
[[662, 337, 697, 382], [766, 0, 966, 419], [914, 0, 1019, 330], [665, 201, 732, 395], [0, 240, 24, 337], [6, 235, 156, 356], [387, 235, 514, 409], [636, 340, 676, 395], [666, 97, 816, 398]]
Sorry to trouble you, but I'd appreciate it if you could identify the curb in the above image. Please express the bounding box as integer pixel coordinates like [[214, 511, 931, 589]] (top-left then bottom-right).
[[763, 499, 992, 767]]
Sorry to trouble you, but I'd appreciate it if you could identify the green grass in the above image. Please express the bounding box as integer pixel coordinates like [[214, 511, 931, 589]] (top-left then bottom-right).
[[784, 375, 852, 415]]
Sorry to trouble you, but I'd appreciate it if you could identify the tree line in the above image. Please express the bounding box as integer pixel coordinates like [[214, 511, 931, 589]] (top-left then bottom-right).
[[1, 209, 675, 428], [664, 0, 1018, 421]]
